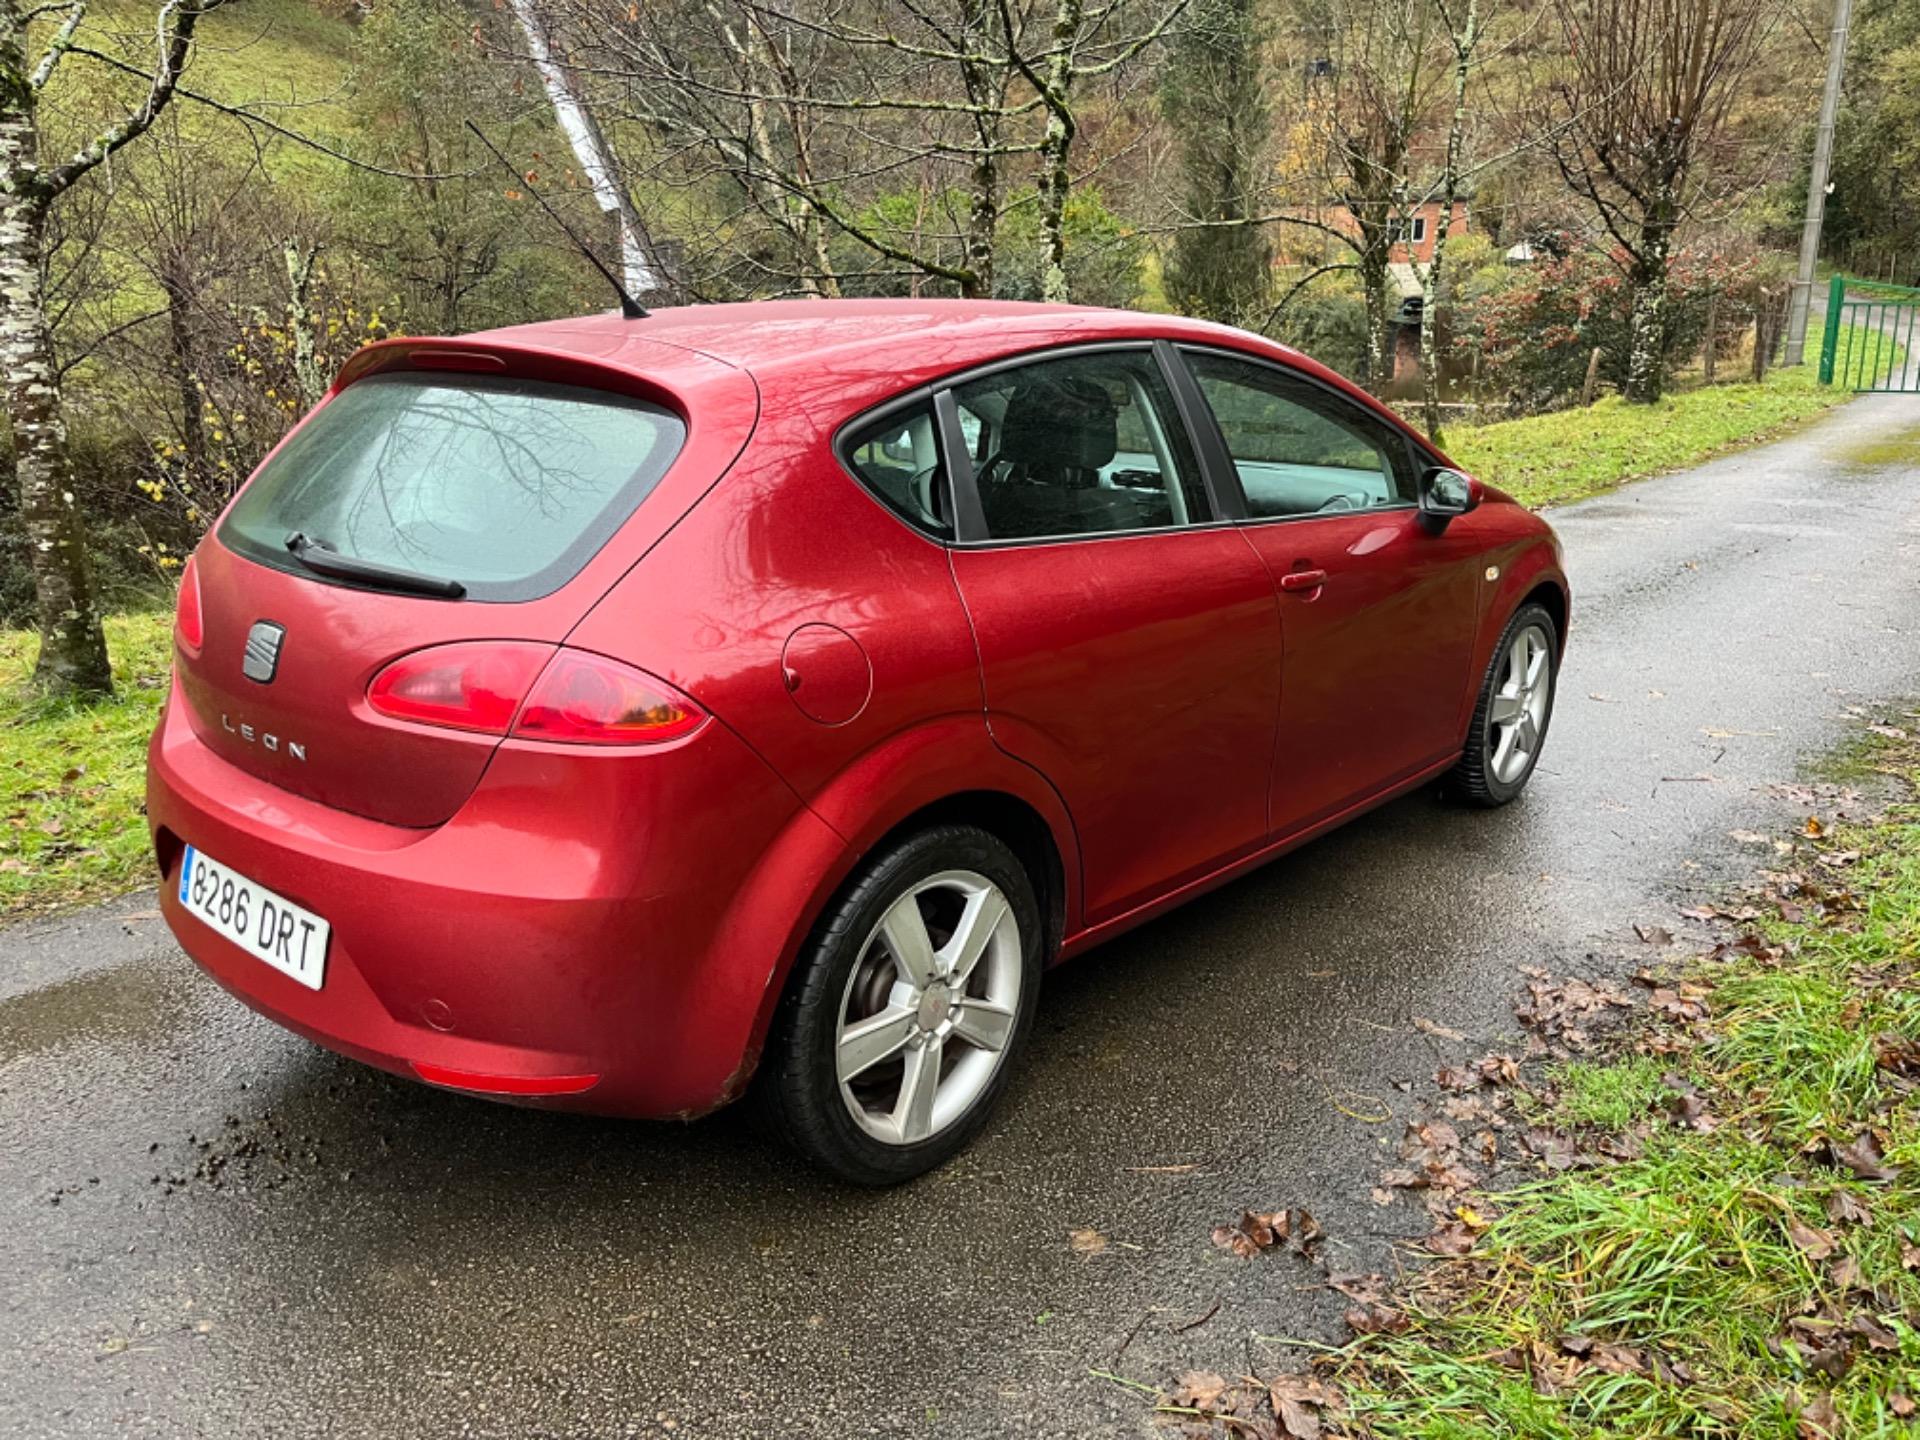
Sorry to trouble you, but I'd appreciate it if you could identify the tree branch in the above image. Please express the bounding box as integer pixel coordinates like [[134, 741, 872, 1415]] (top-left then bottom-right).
[[63, 43, 474, 180]]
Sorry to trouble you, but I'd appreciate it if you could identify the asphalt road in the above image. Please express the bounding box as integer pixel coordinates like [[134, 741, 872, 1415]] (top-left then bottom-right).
[[6, 394, 1920, 1439]]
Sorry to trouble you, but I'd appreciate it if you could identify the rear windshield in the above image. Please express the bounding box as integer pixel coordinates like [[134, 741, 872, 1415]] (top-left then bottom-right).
[[220, 372, 686, 601]]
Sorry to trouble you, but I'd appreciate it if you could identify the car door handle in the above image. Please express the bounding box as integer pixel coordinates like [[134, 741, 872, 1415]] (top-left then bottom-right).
[[1279, 568, 1327, 592]]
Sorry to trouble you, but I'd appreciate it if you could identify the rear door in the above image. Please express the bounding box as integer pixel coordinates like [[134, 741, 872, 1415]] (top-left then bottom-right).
[[942, 346, 1283, 927], [1173, 346, 1480, 835], [179, 356, 740, 827]]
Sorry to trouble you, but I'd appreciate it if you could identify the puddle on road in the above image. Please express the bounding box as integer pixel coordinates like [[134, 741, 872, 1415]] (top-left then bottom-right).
[[0, 962, 188, 1063]]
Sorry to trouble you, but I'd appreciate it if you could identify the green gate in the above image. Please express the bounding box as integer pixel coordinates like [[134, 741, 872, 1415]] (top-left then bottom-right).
[[1818, 272, 1920, 391]]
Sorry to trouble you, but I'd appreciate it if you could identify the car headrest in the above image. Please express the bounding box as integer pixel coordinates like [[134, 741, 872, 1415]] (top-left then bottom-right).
[[997, 374, 1118, 478]]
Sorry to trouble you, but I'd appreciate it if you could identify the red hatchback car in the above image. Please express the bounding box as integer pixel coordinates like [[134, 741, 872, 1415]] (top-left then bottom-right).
[[148, 299, 1567, 1183]]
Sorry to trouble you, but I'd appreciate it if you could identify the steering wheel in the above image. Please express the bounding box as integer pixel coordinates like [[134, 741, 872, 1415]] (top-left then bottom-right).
[[1315, 493, 1360, 513]]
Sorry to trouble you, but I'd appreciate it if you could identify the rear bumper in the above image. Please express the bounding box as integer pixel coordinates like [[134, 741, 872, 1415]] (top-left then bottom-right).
[[147, 678, 838, 1117]]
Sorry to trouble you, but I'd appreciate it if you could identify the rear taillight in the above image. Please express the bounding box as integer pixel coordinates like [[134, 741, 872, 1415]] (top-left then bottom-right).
[[514, 650, 707, 745], [367, 642, 555, 734], [366, 644, 706, 745], [175, 555, 203, 653]]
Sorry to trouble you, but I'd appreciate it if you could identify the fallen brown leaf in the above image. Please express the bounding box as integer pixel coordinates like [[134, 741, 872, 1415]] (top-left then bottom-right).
[[1797, 1391, 1839, 1438], [1784, 1216, 1837, 1261], [1848, 1313, 1899, 1352], [1825, 1190, 1872, 1228], [1171, 1371, 1229, 1412], [1267, 1374, 1340, 1440], [1344, 1302, 1409, 1336], [1828, 1132, 1898, 1183], [1425, 1221, 1477, 1257], [1874, 1032, 1920, 1077]]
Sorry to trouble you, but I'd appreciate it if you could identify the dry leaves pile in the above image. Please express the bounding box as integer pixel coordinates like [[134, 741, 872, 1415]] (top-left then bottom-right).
[[1166, 1369, 1345, 1440], [1209, 1206, 1324, 1262]]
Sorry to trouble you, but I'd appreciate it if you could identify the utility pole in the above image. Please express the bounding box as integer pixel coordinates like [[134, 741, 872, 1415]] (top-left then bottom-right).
[[1784, 0, 1854, 367]]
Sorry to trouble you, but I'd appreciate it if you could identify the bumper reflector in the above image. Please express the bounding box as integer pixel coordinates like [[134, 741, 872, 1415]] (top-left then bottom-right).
[[410, 1061, 600, 1096]]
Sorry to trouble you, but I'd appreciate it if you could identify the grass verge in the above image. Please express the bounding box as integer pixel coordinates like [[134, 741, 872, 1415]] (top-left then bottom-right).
[[1446, 323, 1905, 510], [1, 612, 171, 919], [1326, 724, 1920, 1438]]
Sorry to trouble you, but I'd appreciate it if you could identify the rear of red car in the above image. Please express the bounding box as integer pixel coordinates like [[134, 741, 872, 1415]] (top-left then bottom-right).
[[146, 334, 826, 1114]]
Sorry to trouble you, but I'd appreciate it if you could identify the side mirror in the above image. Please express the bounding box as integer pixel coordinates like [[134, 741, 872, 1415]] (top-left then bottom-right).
[[1418, 466, 1480, 529]]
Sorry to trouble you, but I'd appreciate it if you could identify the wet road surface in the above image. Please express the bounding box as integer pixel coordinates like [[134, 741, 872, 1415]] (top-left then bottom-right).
[[5, 396, 1920, 1438]]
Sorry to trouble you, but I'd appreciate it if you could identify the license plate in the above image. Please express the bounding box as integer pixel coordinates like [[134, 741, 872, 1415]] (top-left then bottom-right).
[[178, 845, 330, 991]]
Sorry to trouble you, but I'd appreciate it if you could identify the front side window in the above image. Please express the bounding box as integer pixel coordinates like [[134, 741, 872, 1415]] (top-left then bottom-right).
[[949, 350, 1209, 541], [842, 400, 953, 539], [1182, 350, 1413, 519], [221, 372, 686, 601]]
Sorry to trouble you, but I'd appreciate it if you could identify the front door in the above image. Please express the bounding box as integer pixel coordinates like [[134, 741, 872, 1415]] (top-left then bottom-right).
[[944, 347, 1283, 927], [1176, 347, 1480, 835]]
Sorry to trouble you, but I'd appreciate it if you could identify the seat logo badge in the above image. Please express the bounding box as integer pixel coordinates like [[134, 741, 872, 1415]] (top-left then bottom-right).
[[241, 622, 286, 683], [243, 621, 285, 683]]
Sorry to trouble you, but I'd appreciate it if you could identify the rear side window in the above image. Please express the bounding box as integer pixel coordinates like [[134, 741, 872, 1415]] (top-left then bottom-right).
[[842, 400, 953, 539], [220, 373, 686, 601], [949, 350, 1210, 541]]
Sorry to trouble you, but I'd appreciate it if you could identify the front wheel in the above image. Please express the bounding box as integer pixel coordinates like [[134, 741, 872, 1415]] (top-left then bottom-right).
[[1449, 602, 1558, 806], [753, 825, 1041, 1185]]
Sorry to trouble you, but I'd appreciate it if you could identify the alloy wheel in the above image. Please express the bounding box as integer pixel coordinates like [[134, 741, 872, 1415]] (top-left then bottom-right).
[[834, 869, 1023, 1146], [1486, 621, 1552, 786]]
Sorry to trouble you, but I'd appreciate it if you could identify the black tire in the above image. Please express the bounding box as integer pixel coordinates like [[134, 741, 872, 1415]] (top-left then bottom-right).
[[753, 824, 1042, 1186], [1448, 601, 1559, 807]]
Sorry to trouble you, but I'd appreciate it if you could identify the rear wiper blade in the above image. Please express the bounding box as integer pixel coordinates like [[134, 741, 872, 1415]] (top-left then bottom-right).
[[284, 532, 466, 599]]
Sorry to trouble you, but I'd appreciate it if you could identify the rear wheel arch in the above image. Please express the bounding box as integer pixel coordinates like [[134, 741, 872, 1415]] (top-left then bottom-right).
[[726, 726, 1081, 1101], [758, 785, 1071, 1051], [855, 790, 1067, 965]]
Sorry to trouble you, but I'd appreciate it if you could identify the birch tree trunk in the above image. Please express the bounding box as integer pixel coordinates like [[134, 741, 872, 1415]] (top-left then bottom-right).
[[506, 0, 663, 298], [1033, 0, 1082, 305], [960, 38, 1000, 299], [283, 239, 326, 406], [0, 20, 109, 695], [1420, 0, 1476, 443], [1358, 240, 1393, 393]]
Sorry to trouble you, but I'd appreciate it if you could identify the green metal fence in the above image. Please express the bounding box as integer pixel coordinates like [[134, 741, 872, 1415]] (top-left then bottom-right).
[[1818, 272, 1920, 391]]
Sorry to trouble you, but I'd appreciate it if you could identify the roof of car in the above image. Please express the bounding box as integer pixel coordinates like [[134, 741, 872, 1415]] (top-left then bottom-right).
[[413, 298, 1405, 445], [471, 297, 1294, 382]]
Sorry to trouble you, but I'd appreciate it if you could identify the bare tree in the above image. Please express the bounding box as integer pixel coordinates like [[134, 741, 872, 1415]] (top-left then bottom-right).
[[543, 0, 1184, 302], [997, 0, 1193, 300], [1263, 0, 1449, 391], [560, 0, 1038, 297], [1412, 0, 1482, 438], [1543, 0, 1779, 402], [0, 0, 226, 695]]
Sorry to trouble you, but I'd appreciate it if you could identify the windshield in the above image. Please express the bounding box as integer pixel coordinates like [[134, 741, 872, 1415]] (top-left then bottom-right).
[[220, 372, 686, 601]]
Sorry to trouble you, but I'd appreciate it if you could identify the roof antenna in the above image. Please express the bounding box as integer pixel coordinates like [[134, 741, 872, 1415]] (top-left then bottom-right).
[[465, 120, 648, 320]]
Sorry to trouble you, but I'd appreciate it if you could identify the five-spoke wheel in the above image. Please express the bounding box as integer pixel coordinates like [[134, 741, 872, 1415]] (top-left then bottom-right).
[[1486, 620, 1553, 786], [1451, 600, 1559, 806], [835, 870, 1023, 1146], [755, 825, 1040, 1185]]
